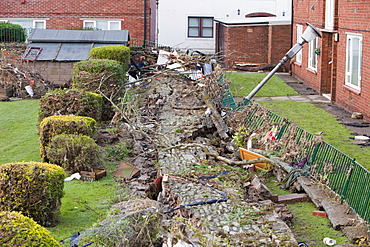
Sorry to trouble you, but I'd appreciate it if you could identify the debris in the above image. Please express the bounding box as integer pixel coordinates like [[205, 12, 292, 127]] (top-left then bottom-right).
[[114, 161, 141, 179], [323, 237, 336, 246], [312, 211, 327, 217], [64, 173, 81, 181], [351, 112, 363, 119], [80, 168, 106, 181], [354, 136, 370, 141], [239, 147, 271, 171]]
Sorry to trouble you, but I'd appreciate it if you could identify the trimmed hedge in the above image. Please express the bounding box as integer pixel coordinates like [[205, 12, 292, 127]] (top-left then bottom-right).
[[0, 162, 65, 227], [39, 88, 103, 122], [72, 59, 126, 96], [89, 45, 130, 67], [0, 211, 62, 246], [39, 115, 97, 162], [46, 134, 102, 173]]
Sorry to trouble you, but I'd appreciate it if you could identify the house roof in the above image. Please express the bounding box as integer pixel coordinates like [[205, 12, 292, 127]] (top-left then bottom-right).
[[24, 29, 130, 62]]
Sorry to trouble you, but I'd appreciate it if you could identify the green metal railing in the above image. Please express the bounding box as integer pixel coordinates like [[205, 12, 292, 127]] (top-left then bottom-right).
[[220, 81, 370, 223]]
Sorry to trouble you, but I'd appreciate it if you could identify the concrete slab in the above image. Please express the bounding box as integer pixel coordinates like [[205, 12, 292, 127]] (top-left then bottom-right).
[[321, 199, 359, 230]]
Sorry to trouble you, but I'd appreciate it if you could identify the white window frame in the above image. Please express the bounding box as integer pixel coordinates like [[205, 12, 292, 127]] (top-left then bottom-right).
[[296, 24, 303, 64], [308, 37, 319, 70], [83, 20, 96, 29], [33, 20, 46, 29], [108, 21, 121, 30], [325, 0, 335, 29], [345, 33, 362, 91]]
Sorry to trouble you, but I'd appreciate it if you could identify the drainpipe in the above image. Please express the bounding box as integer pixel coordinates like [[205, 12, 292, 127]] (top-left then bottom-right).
[[144, 0, 147, 47]]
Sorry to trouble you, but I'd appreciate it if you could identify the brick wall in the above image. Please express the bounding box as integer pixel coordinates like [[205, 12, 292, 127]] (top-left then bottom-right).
[[31, 61, 75, 85], [292, 0, 370, 120], [0, 0, 150, 39], [220, 23, 290, 67]]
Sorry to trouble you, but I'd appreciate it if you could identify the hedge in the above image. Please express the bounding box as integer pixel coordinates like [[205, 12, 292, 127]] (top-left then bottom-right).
[[38, 88, 103, 122], [89, 45, 130, 67], [0, 162, 65, 227], [0, 211, 62, 246], [46, 134, 102, 173], [39, 115, 97, 162], [0, 23, 26, 43]]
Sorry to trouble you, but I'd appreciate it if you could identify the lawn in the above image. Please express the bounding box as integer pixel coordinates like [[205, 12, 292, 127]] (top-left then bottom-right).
[[225, 72, 299, 97], [0, 99, 123, 242], [0, 99, 40, 163]]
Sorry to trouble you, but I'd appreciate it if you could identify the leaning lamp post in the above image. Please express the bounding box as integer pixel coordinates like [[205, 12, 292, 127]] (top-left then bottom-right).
[[245, 22, 322, 100]]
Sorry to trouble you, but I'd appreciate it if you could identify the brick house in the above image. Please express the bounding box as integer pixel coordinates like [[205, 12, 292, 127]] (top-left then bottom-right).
[[291, 0, 370, 121], [0, 0, 150, 40], [215, 17, 291, 67]]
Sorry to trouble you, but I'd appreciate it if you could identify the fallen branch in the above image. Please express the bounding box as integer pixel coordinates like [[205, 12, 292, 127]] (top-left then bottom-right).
[[162, 143, 276, 167]]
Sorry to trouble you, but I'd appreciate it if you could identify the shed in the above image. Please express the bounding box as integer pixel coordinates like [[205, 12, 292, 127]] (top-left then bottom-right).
[[23, 29, 130, 85]]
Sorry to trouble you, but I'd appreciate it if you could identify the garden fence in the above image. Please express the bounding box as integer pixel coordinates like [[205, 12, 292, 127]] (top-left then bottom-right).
[[221, 83, 370, 223]]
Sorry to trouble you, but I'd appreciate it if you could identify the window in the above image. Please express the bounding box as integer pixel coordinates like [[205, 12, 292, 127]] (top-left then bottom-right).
[[188, 17, 213, 38], [325, 0, 334, 29], [83, 20, 96, 29], [83, 20, 121, 30], [33, 20, 46, 29], [108, 21, 121, 30], [296, 24, 303, 63], [346, 33, 362, 90], [308, 37, 318, 70]]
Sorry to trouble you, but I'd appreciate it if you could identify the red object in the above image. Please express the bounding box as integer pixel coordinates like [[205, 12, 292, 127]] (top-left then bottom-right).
[[20, 0, 25, 3], [312, 211, 327, 217]]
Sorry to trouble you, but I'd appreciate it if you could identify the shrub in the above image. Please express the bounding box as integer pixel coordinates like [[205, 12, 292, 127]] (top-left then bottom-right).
[[72, 59, 127, 121], [39, 115, 97, 162], [0, 211, 62, 246], [0, 162, 65, 227], [46, 134, 102, 173], [89, 45, 130, 68], [0, 23, 26, 43], [72, 59, 126, 97], [38, 88, 103, 122]]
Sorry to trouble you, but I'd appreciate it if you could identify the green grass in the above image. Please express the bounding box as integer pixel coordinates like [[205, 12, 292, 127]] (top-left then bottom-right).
[[46, 168, 123, 241], [225, 72, 299, 97], [0, 100, 40, 163], [259, 101, 370, 169], [0, 99, 127, 242]]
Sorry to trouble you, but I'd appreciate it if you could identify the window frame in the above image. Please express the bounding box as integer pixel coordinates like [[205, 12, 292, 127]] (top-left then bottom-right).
[[108, 21, 121, 30], [83, 20, 97, 29], [33, 20, 46, 29], [308, 37, 319, 71], [296, 24, 303, 64], [188, 17, 214, 38], [325, 0, 335, 29], [345, 33, 362, 91]]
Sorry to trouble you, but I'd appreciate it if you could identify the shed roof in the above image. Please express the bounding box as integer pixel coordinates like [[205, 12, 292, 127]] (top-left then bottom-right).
[[24, 29, 130, 62]]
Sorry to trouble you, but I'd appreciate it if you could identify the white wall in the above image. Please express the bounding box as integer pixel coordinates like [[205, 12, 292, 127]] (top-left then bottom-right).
[[156, 0, 292, 54]]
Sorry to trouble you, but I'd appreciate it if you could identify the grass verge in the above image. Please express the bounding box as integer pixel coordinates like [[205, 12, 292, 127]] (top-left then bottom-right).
[[259, 101, 370, 169], [225, 72, 299, 97]]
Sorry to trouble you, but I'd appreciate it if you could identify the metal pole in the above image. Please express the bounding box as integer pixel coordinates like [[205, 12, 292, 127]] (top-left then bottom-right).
[[245, 58, 286, 100]]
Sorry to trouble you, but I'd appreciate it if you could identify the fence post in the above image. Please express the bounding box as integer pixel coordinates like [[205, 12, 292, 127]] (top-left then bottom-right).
[[340, 160, 355, 203]]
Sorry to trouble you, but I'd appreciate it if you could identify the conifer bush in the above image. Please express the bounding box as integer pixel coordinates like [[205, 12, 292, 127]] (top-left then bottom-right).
[[39, 115, 97, 162], [0, 211, 62, 246], [38, 88, 103, 122], [46, 133, 102, 173], [0, 162, 65, 227]]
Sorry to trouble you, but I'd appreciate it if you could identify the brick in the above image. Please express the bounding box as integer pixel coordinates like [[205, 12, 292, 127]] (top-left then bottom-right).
[[312, 211, 327, 217]]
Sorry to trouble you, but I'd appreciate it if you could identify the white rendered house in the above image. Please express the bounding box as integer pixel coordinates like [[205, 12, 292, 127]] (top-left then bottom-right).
[[153, 0, 292, 54]]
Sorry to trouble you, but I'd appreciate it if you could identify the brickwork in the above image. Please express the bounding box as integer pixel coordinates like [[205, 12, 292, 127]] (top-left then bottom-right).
[[30, 61, 75, 85], [0, 0, 150, 39], [219, 23, 290, 67], [292, 0, 370, 120]]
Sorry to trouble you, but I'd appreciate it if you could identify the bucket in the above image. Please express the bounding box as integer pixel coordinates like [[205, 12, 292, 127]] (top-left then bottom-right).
[[323, 237, 336, 246]]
